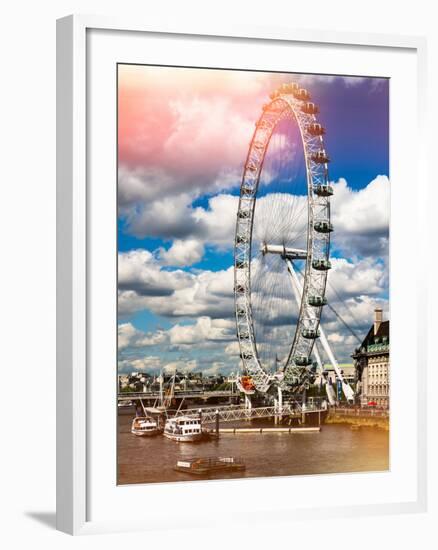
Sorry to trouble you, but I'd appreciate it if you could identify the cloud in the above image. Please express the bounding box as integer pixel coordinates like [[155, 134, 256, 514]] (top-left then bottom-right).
[[159, 239, 205, 267], [202, 362, 233, 376], [118, 322, 168, 350], [118, 249, 193, 296], [118, 65, 382, 181], [192, 194, 239, 248], [118, 268, 234, 318], [327, 257, 387, 300], [225, 341, 240, 356], [122, 192, 201, 240], [118, 355, 200, 375], [118, 247, 235, 318], [169, 317, 235, 346], [118, 63, 389, 262], [118, 245, 387, 332], [120, 174, 389, 268], [331, 175, 390, 257], [117, 66, 383, 245], [162, 359, 198, 374], [118, 356, 162, 374]]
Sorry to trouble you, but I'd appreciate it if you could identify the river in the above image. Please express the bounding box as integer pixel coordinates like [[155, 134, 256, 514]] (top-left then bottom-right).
[[118, 411, 389, 485]]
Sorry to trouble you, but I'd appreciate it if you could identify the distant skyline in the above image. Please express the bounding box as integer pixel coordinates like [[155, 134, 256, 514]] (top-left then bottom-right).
[[117, 65, 389, 376]]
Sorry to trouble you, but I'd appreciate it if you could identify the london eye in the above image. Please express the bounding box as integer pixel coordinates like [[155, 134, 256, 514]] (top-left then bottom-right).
[[234, 82, 354, 402]]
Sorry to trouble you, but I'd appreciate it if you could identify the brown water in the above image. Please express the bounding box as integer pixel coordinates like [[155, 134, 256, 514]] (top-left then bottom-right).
[[117, 412, 389, 485]]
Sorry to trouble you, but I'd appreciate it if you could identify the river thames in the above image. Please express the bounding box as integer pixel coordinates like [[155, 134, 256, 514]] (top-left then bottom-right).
[[118, 411, 389, 485]]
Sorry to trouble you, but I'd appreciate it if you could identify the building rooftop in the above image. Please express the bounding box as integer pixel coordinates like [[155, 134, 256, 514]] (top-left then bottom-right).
[[354, 319, 389, 357]]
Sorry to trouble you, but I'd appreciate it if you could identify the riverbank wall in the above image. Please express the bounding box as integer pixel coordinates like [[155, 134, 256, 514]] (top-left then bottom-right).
[[326, 408, 389, 431]]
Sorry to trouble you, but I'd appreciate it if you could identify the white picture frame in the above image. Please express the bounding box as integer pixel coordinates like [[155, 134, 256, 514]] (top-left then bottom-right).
[[56, 14, 428, 535]]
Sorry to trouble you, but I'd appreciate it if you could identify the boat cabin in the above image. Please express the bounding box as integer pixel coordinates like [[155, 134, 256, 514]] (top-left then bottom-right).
[[165, 417, 202, 436]]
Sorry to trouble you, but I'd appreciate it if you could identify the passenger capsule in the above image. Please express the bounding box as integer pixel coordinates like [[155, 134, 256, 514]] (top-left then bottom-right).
[[237, 210, 250, 219], [308, 295, 328, 307], [280, 82, 299, 94], [241, 185, 254, 196], [301, 102, 319, 115], [236, 234, 248, 244], [314, 184, 334, 197], [307, 123, 325, 136], [314, 221, 334, 233], [293, 88, 310, 101], [312, 259, 332, 271], [311, 150, 330, 164], [294, 355, 312, 367], [302, 329, 320, 339]]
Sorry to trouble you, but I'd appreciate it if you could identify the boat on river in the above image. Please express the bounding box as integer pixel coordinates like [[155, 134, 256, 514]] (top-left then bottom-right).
[[163, 416, 203, 442], [174, 456, 246, 475], [131, 416, 161, 436]]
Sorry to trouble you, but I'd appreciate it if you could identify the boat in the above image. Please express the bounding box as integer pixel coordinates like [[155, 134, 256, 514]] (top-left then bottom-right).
[[163, 416, 203, 442], [174, 456, 246, 475], [131, 416, 161, 436]]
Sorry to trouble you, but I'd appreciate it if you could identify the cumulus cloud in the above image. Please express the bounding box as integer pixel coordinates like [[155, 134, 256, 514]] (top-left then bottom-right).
[[119, 267, 235, 319], [118, 63, 388, 261], [120, 175, 389, 268], [118, 66, 384, 247], [225, 341, 240, 356], [327, 257, 387, 300], [118, 322, 167, 350], [169, 317, 235, 346], [163, 359, 198, 374], [159, 239, 205, 267], [331, 175, 390, 257], [118, 249, 193, 296], [118, 355, 201, 375], [118, 64, 382, 182], [118, 356, 162, 374]]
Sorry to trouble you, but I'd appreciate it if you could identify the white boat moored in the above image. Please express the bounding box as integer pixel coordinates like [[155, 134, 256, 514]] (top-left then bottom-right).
[[131, 416, 160, 436], [163, 416, 203, 442]]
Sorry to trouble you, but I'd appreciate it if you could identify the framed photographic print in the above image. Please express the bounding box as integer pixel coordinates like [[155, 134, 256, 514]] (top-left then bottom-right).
[[57, 15, 427, 535]]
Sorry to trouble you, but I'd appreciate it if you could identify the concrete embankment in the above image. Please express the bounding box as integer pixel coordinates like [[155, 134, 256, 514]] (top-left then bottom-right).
[[326, 410, 389, 431]]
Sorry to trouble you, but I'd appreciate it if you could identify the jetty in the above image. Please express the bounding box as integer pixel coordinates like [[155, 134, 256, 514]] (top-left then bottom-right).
[[217, 426, 320, 434]]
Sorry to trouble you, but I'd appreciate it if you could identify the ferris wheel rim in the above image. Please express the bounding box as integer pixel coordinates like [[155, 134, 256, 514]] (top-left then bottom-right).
[[234, 85, 332, 393]]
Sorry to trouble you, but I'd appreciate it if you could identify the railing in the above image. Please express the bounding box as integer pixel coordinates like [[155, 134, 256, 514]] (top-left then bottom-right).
[[175, 403, 326, 424]]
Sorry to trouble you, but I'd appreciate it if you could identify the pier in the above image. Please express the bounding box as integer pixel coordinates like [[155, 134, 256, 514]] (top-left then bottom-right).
[[176, 401, 327, 425], [218, 427, 320, 434]]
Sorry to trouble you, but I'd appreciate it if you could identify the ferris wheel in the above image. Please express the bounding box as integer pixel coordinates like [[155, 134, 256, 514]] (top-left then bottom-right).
[[234, 82, 354, 401]]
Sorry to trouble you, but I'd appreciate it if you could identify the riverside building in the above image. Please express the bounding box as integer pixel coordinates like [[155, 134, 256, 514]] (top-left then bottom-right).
[[353, 308, 390, 409]]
